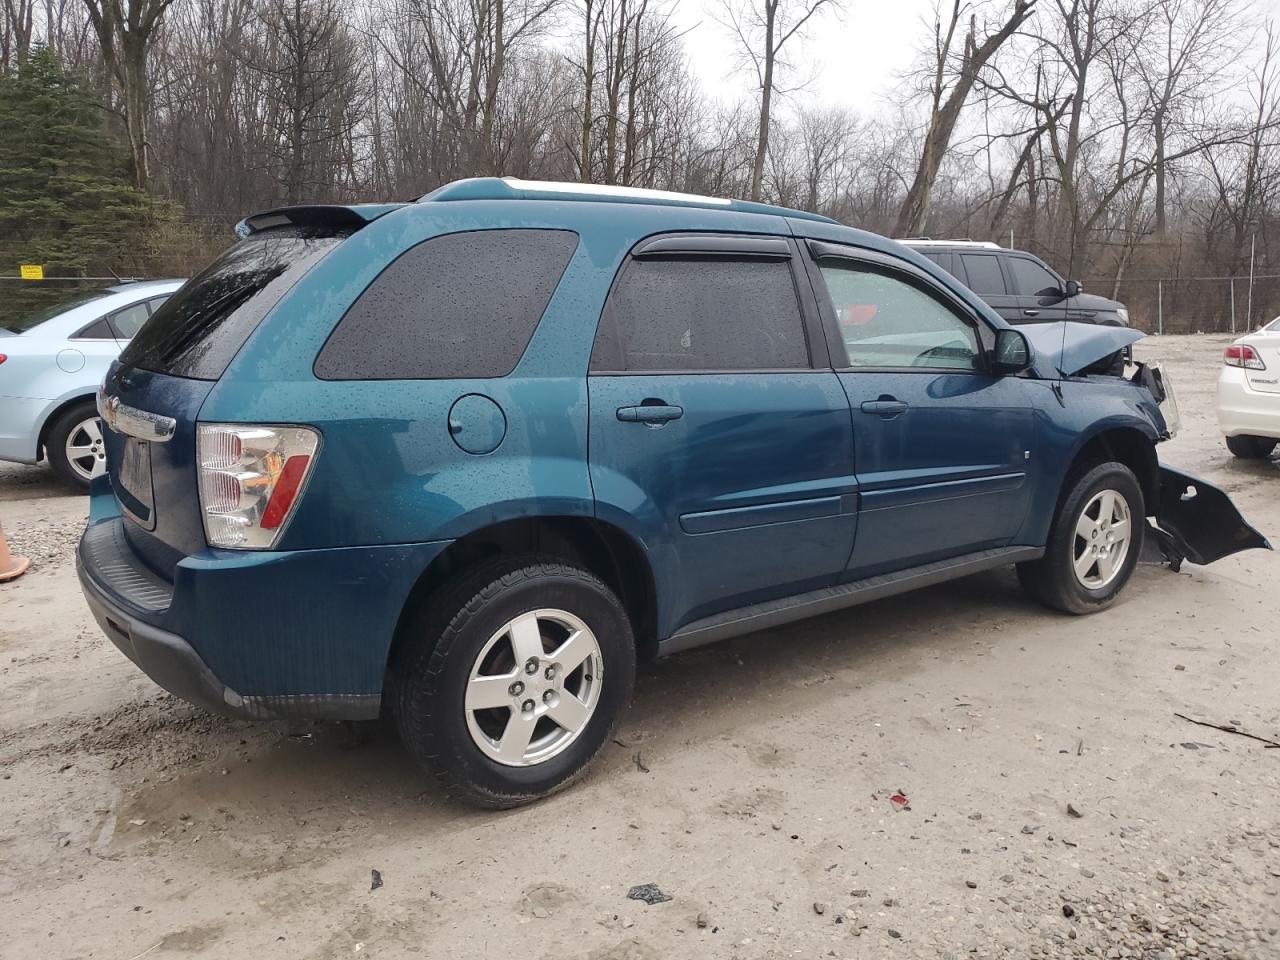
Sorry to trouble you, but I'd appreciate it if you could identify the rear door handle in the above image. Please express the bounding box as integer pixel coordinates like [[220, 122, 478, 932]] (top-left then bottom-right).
[[1023, 309, 1040, 318], [617, 403, 684, 424], [860, 398, 908, 418]]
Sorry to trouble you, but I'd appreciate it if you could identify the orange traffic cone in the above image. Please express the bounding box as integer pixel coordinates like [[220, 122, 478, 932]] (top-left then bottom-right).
[[0, 521, 30, 582]]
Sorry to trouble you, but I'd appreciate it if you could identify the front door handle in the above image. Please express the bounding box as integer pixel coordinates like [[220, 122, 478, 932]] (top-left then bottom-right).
[[617, 403, 684, 424], [1023, 309, 1040, 318], [860, 398, 909, 418]]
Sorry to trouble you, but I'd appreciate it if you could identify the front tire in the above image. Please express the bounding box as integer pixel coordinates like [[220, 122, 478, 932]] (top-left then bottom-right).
[[1225, 435, 1277, 460], [395, 556, 636, 808], [1018, 461, 1145, 615], [46, 400, 106, 491]]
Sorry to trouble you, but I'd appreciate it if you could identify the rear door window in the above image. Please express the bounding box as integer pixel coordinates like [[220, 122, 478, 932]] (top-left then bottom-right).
[[119, 227, 347, 380], [960, 254, 1008, 295], [315, 229, 578, 380], [590, 257, 808, 371]]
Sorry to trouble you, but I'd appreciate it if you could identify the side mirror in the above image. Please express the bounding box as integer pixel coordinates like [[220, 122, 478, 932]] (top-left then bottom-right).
[[992, 328, 1033, 375], [1064, 279, 1082, 298]]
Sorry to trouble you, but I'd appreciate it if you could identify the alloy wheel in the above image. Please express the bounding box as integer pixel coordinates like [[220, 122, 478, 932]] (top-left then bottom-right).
[[464, 609, 603, 767], [1072, 488, 1132, 589], [65, 417, 107, 481]]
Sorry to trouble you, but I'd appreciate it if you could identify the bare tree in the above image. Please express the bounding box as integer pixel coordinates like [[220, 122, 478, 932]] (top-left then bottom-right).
[[894, 0, 1035, 237], [1129, 0, 1239, 234], [717, 0, 836, 200], [81, 0, 177, 188], [2, 0, 36, 67]]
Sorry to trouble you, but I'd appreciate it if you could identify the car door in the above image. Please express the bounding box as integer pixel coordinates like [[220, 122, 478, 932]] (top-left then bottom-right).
[[956, 252, 1021, 324], [587, 234, 858, 636], [804, 243, 1037, 580], [1005, 254, 1068, 324]]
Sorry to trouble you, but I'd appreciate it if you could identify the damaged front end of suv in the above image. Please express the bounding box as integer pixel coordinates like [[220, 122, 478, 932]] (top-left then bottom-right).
[[1023, 322, 1271, 571]]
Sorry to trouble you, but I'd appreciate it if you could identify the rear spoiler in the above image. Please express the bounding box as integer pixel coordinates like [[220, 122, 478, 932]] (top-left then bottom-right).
[[234, 203, 404, 238]]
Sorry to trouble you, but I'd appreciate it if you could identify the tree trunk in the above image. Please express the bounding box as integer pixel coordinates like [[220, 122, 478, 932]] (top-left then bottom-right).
[[579, 0, 595, 181], [122, 34, 150, 190], [894, 1, 1033, 236], [750, 0, 776, 203], [1154, 109, 1167, 235]]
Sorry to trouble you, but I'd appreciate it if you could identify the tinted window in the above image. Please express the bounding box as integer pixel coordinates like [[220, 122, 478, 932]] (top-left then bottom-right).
[[120, 228, 346, 380], [1009, 257, 1061, 297], [591, 257, 807, 371], [960, 254, 1007, 295], [108, 302, 151, 339], [315, 229, 577, 380], [75, 317, 114, 339], [818, 261, 981, 371]]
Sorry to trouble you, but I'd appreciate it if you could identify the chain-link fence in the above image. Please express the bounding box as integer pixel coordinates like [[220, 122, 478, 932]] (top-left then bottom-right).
[[1085, 275, 1280, 335]]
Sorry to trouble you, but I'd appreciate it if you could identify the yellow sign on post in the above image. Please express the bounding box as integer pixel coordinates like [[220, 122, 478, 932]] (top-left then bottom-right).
[[19, 264, 44, 280]]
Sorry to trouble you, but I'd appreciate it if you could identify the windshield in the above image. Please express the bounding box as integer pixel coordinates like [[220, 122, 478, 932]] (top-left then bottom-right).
[[0, 285, 112, 334], [119, 227, 347, 379]]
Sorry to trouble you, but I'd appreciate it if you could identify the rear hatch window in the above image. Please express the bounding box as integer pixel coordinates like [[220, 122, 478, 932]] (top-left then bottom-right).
[[119, 226, 347, 380]]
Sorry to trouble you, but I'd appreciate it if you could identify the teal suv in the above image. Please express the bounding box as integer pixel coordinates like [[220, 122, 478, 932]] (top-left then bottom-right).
[[79, 178, 1268, 806]]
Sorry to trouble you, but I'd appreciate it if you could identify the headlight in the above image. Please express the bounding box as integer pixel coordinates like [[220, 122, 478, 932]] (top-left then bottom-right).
[[1116, 307, 1130, 326]]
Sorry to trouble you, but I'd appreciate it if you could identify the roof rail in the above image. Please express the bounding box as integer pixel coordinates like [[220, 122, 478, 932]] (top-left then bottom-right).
[[899, 238, 1001, 249], [420, 177, 838, 224]]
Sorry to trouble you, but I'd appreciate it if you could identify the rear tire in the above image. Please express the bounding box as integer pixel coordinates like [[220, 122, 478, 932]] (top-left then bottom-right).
[[1225, 435, 1277, 460], [395, 555, 635, 808], [46, 400, 104, 492], [1018, 461, 1145, 615]]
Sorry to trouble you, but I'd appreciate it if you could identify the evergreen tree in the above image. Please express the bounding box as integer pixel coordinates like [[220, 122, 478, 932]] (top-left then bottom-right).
[[0, 47, 176, 323]]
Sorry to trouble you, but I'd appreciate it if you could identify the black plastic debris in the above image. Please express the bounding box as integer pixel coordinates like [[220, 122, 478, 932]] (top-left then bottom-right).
[[371, 869, 383, 891], [627, 883, 671, 905]]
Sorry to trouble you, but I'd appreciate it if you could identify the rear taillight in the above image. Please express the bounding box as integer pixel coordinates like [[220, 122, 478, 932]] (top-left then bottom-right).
[[1224, 344, 1267, 370], [197, 424, 319, 549], [0, 354, 7, 364]]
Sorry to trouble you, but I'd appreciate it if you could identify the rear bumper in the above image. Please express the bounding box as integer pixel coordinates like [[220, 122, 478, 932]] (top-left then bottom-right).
[[78, 557, 259, 718], [77, 489, 450, 720], [1217, 367, 1280, 439], [0, 395, 46, 464]]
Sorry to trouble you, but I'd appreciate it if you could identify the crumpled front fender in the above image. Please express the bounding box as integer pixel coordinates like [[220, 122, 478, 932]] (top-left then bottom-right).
[[1151, 465, 1271, 567]]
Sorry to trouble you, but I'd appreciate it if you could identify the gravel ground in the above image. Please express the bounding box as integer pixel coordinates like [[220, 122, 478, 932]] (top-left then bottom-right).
[[0, 333, 1277, 960]]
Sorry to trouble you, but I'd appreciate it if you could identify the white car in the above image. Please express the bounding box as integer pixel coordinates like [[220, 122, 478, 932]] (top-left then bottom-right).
[[1218, 316, 1280, 459], [0, 280, 184, 488]]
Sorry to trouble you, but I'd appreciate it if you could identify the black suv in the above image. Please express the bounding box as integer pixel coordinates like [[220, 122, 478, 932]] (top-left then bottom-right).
[[901, 240, 1129, 327]]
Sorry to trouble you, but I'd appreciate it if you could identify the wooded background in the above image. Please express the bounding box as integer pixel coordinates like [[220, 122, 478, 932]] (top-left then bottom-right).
[[3, 0, 1280, 332]]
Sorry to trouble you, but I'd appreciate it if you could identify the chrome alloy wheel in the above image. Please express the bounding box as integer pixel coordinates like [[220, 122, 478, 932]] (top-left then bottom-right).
[[464, 609, 604, 767], [1072, 488, 1132, 589], [65, 417, 107, 480]]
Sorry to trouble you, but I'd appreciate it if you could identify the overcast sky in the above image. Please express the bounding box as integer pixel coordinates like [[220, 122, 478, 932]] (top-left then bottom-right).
[[671, 0, 938, 111], [667, 0, 1280, 112]]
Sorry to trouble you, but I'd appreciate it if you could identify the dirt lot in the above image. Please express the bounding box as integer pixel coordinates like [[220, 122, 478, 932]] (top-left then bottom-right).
[[1, 334, 1277, 960]]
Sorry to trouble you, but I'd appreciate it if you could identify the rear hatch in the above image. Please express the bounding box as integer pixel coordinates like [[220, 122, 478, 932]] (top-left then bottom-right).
[[102, 212, 371, 575], [1242, 332, 1280, 394]]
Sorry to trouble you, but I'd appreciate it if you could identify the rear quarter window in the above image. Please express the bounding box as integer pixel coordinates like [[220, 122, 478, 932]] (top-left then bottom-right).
[[314, 229, 578, 380], [119, 227, 347, 380]]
